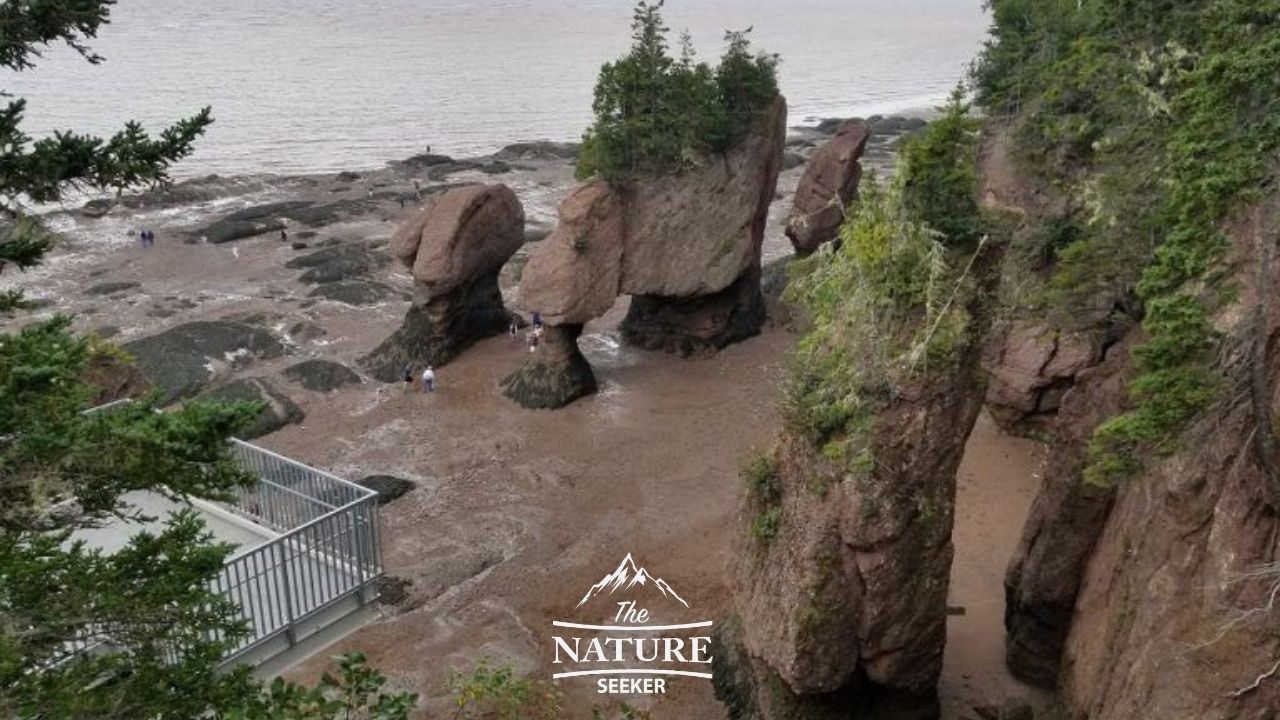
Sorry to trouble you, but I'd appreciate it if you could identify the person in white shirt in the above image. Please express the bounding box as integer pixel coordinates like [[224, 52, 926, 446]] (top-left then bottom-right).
[[421, 365, 436, 393]]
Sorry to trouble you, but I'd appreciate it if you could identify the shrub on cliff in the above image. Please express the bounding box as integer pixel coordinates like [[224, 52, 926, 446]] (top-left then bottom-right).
[[781, 94, 989, 462], [576, 1, 779, 181], [973, 0, 1280, 485]]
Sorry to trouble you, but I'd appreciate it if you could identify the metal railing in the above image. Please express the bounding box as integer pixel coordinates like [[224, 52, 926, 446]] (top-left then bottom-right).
[[212, 440, 382, 661], [58, 402, 383, 666]]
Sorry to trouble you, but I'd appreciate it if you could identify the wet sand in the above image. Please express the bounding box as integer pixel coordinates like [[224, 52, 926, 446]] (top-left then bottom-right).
[[943, 413, 1050, 718]]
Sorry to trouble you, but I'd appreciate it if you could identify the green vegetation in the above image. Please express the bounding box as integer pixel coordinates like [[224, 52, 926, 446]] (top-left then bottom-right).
[[743, 451, 782, 543], [0, 0, 211, 313], [782, 92, 987, 464], [0, 5, 415, 717], [575, 1, 779, 181], [974, 0, 1280, 484], [448, 661, 562, 719], [0, 318, 418, 717]]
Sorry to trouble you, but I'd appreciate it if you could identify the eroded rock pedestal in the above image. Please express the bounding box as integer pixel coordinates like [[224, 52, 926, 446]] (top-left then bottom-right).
[[714, 248, 1001, 720], [621, 266, 766, 354], [506, 97, 787, 406], [785, 121, 870, 255], [500, 324, 597, 409], [363, 184, 524, 381]]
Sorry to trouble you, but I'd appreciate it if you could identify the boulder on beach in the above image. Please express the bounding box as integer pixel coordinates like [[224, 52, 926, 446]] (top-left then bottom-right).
[[80, 199, 114, 218], [357, 475, 417, 505], [286, 244, 392, 284], [84, 281, 141, 297], [501, 324, 597, 409], [287, 320, 327, 343], [307, 278, 399, 306], [122, 321, 286, 403], [363, 184, 525, 381], [786, 120, 870, 255], [494, 141, 581, 161], [189, 200, 313, 244], [283, 359, 362, 393], [198, 377, 303, 439]]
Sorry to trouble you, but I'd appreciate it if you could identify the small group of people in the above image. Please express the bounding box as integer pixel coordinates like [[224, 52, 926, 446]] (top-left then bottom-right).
[[511, 312, 544, 353], [401, 364, 436, 394], [137, 229, 157, 248]]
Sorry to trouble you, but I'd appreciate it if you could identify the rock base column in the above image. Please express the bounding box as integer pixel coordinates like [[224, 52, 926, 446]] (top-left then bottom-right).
[[713, 617, 939, 720], [620, 265, 765, 356], [361, 271, 511, 382], [501, 324, 597, 409]]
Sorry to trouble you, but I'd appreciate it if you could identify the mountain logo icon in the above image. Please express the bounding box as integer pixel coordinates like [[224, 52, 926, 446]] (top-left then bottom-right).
[[575, 553, 690, 609]]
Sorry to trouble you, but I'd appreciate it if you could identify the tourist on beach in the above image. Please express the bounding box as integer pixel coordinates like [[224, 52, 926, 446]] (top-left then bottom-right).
[[421, 365, 436, 393], [401, 364, 414, 394], [532, 311, 542, 330], [413, 178, 422, 200], [527, 329, 540, 353]]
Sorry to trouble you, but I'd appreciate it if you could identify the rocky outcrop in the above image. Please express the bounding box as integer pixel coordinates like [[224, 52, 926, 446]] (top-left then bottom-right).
[[363, 185, 524, 381], [508, 97, 787, 407], [500, 324, 597, 409], [283, 359, 362, 393], [617, 96, 787, 354], [357, 475, 417, 505], [1001, 332, 1132, 686], [621, 265, 766, 354], [286, 244, 392, 284], [717, 247, 1001, 720], [199, 377, 303, 439], [785, 121, 870, 255], [306, 279, 399, 306], [123, 321, 285, 403], [519, 183, 624, 326], [983, 321, 1105, 436], [1002, 198, 1280, 718]]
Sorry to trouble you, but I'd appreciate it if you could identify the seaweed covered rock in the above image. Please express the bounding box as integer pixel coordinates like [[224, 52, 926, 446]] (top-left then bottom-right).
[[363, 185, 524, 380], [500, 324, 597, 409], [785, 121, 870, 255], [198, 377, 303, 439], [283, 359, 362, 393], [122, 321, 285, 403]]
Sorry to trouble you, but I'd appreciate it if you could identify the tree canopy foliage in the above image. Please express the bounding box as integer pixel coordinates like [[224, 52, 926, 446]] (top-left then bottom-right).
[[576, 0, 779, 181], [0, 4, 415, 717], [972, 0, 1280, 484], [0, 0, 211, 312]]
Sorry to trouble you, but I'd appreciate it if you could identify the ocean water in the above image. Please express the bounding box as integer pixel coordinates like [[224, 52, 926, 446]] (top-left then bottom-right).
[[5, 0, 988, 177]]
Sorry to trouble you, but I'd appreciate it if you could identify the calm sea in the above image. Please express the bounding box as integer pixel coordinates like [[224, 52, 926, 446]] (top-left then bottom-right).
[[5, 0, 988, 176]]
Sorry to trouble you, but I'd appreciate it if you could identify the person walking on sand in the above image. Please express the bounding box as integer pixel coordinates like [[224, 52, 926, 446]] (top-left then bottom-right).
[[421, 365, 436, 393], [401, 364, 414, 394], [509, 318, 519, 341], [527, 329, 540, 353], [281, 227, 288, 243], [413, 178, 422, 200]]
